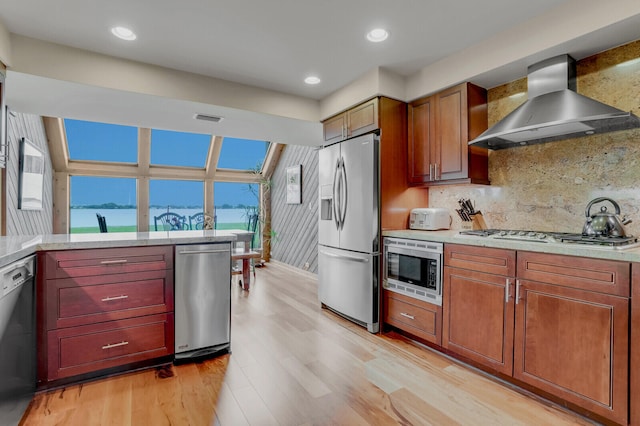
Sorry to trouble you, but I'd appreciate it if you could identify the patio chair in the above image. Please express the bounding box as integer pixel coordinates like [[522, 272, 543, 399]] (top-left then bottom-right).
[[188, 212, 217, 230], [154, 212, 188, 231], [232, 213, 261, 288], [96, 213, 108, 233]]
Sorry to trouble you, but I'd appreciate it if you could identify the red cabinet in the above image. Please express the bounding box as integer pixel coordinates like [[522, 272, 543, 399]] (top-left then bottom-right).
[[37, 246, 175, 386]]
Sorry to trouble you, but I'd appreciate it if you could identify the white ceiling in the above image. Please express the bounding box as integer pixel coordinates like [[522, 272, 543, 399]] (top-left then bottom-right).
[[1, 0, 572, 99], [1, 1, 640, 146]]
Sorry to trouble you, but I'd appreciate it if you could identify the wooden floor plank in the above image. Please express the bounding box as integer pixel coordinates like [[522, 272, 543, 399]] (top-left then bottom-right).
[[23, 263, 596, 426]]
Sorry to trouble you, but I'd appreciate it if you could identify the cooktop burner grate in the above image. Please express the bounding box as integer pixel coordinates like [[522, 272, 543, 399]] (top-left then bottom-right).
[[458, 229, 638, 247]]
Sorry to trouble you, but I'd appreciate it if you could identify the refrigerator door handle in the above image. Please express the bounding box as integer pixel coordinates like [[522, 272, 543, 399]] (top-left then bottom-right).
[[339, 158, 348, 230], [319, 249, 369, 263], [332, 157, 341, 230]]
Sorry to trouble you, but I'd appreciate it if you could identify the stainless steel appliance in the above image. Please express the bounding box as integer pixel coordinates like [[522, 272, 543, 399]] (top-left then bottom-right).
[[457, 229, 639, 249], [0, 255, 35, 426], [175, 243, 231, 360], [469, 54, 640, 150], [318, 133, 380, 333], [383, 238, 443, 305]]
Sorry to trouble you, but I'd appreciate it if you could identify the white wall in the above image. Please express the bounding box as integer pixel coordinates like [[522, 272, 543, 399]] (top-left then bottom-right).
[[0, 18, 11, 67], [9, 35, 320, 123]]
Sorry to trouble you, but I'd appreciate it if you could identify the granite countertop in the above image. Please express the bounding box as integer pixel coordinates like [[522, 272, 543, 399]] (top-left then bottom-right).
[[0, 230, 240, 268], [383, 229, 640, 263]]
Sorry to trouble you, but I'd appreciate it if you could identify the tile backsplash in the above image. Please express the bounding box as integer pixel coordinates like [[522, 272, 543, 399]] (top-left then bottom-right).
[[430, 40, 640, 235]]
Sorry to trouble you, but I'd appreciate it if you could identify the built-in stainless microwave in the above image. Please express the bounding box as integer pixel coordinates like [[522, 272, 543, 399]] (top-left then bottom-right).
[[383, 237, 443, 306]]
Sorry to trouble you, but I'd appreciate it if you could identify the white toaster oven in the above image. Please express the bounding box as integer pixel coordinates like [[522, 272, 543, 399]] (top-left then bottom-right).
[[409, 208, 451, 230]]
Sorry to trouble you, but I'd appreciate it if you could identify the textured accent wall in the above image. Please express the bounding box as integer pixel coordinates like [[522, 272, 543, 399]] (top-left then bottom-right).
[[5, 111, 53, 235], [429, 40, 640, 235], [270, 144, 318, 273]]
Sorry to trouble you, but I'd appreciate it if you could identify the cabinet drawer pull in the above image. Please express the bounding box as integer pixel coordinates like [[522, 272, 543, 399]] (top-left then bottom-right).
[[102, 341, 129, 350], [515, 279, 521, 304], [101, 295, 129, 302], [505, 279, 511, 303], [400, 312, 415, 320], [100, 259, 128, 265], [434, 163, 440, 180], [429, 164, 434, 181]]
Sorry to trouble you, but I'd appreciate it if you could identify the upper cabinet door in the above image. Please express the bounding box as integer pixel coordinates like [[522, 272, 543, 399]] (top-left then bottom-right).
[[408, 97, 435, 184], [322, 98, 379, 144], [437, 85, 467, 181], [407, 82, 489, 186], [323, 113, 346, 144], [346, 98, 378, 139]]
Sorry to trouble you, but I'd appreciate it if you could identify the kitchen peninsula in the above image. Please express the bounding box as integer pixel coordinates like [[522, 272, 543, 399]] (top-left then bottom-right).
[[1, 230, 239, 396]]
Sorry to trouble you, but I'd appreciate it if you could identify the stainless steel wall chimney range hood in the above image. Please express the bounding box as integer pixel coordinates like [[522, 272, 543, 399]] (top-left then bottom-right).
[[469, 54, 640, 150]]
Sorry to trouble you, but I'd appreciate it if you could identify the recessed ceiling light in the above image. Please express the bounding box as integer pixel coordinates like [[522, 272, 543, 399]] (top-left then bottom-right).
[[366, 28, 389, 43], [111, 26, 137, 41], [304, 76, 321, 85]]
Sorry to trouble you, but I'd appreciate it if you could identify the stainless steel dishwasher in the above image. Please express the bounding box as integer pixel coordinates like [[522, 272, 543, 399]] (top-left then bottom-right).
[[0, 255, 35, 426], [174, 243, 231, 361]]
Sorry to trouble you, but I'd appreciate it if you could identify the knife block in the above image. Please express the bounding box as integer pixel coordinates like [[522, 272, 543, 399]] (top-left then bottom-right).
[[470, 212, 488, 230]]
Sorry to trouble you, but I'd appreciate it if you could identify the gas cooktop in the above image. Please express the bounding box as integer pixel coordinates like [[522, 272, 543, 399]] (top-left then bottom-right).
[[458, 229, 639, 248]]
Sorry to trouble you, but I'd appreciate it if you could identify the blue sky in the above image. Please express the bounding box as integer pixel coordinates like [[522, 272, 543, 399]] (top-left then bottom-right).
[[65, 119, 266, 207]]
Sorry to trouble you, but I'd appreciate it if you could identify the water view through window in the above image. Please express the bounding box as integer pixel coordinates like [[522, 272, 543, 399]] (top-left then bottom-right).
[[66, 120, 268, 234], [70, 176, 137, 233]]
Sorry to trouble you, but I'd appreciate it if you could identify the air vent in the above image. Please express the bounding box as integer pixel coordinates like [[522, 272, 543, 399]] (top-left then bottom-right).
[[416, 290, 426, 296], [194, 113, 224, 123]]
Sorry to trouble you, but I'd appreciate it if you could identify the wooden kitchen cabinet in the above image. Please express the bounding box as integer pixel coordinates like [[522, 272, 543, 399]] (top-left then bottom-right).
[[322, 98, 378, 143], [384, 290, 442, 345], [408, 82, 489, 185], [36, 246, 175, 387], [443, 244, 516, 375], [514, 251, 629, 425], [442, 245, 629, 424]]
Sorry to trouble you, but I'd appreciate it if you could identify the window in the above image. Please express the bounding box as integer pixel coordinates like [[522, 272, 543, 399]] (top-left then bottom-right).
[[150, 129, 211, 168], [149, 179, 204, 230], [217, 137, 269, 171], [69, 176, 137, 233], [214, 182, 260, 247], [65, 119, 138, 162]]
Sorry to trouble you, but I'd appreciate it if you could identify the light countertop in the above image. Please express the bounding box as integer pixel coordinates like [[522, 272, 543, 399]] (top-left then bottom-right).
[[383, 229, 640, 263], [0, 230, 241, 268]]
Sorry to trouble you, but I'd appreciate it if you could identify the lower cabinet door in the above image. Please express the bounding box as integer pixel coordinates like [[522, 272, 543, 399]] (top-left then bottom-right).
[[443, 266, 514, 375], [47, 313, 174, 381], [513, 280, 628, 425], [384, 290, 442, 345]]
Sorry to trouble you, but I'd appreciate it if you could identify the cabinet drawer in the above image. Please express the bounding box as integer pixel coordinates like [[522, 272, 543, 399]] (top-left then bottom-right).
[[47, 313, 174, 381], [46, 270, 174, 329], [517, 251, 629, 296], [43, 245, 173, 279], [445, 244, 515, 276], [384, 290, 441, 345]]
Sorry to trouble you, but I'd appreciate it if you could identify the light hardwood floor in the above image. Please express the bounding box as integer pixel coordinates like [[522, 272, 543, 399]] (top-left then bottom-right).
[[24, 263, 595, 426]]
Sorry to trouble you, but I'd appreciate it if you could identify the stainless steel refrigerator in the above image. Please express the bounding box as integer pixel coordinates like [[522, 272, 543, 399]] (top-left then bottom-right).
[[318, 132, 380, 333]]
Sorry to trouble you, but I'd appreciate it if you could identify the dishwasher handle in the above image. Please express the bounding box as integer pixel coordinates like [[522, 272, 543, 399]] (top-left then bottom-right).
[[178, 249, 230, 255]]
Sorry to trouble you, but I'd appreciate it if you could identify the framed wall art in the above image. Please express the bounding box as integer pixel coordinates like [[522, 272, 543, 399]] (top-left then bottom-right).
[[286, 164, 302, 204]]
